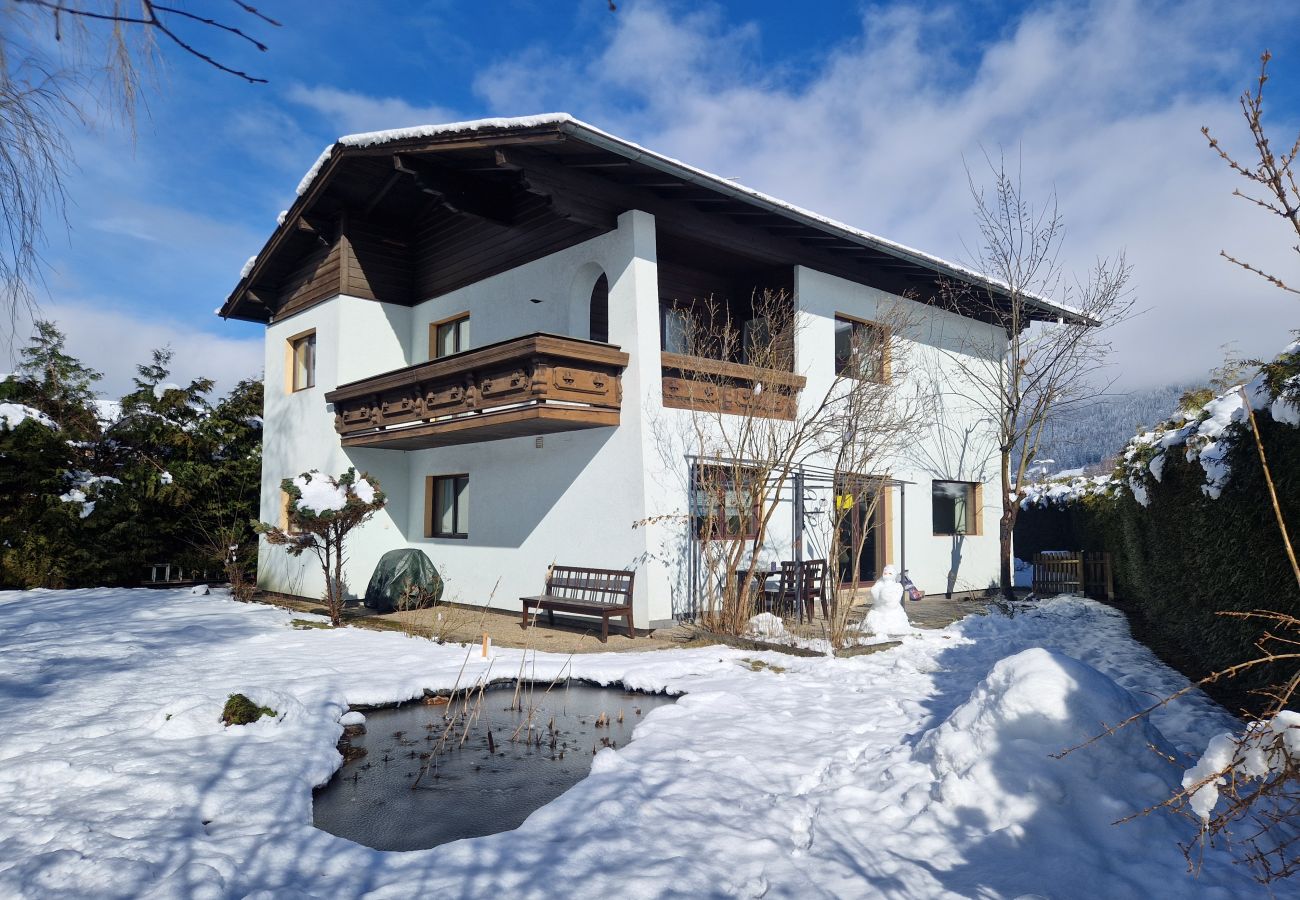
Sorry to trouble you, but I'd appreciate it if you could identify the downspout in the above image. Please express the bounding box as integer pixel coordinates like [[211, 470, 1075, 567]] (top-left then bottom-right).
[[899, 482, 906, 576]]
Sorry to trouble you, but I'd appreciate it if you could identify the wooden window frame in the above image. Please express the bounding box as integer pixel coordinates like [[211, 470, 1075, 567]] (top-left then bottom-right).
[[833, 313, 890, 384], [931, 479, 982, 536], [428, 312, 470, 360], [280, 488, 304, 534], [285, 329, 317, 393], [425, 474, 469, 539]]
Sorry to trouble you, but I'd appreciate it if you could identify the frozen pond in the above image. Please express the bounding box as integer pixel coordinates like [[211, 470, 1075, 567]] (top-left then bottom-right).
[[313, 681, 678, 851]]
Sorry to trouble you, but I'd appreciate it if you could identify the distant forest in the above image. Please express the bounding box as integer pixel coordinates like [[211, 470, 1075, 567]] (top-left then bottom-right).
[[1032, 383, 1192, 473]]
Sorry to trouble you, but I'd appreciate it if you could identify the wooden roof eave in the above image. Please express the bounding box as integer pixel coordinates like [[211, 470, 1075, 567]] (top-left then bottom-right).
[[219, 119, 1097, 329], [219, 124, 575, 324], [219, 142, 354, 322], [552, 120, 1093, 327]]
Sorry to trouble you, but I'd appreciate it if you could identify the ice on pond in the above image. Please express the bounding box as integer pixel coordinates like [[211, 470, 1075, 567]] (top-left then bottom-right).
[[313, 681, 677, 851]]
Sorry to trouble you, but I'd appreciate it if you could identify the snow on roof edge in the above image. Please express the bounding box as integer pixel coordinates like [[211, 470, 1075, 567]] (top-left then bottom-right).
[[294, 114, 575, 197], [284, 113, 1085, 323]]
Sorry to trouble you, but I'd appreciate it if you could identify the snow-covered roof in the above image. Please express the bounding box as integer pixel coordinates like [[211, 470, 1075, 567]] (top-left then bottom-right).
[[228, 114, 1089, 325]]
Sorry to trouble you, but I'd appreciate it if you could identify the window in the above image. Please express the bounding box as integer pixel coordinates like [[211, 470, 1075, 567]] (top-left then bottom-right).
[[741, 317, 770, 367], [289, 331, 316, 392], [589, 273, 609, 343], [660, 304, 691, 354], [932, 480, 980, 536], [834, 315, 887, 382], [692, 465, 760, 540], [430, 314, 470, 359], [426, 474, 469, 538], [280, 488, 303, 534]]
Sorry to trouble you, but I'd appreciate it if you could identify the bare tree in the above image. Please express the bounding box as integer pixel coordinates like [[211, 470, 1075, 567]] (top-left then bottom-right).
[[1202, 51, 1300, 296], [904, 370, 998, 599], [819, 307, 928, 646], [0, 0, 279, 334], [658, 288, 925, 645], [669, 289, 819, 636], [940, 154, 1134, 599]]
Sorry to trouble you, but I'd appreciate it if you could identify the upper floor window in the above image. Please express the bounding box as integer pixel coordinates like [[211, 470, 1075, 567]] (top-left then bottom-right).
[[431, 313, 470, 359], [834, 315, 887, 382], [289, 331, 316, 392], [932, 480, 980, 536], [660, 303, 692, 355], [589, 273, 609, 343]]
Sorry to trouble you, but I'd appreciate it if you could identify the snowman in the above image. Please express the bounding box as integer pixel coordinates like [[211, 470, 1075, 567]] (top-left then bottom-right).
[[863, 565, 915, 636]]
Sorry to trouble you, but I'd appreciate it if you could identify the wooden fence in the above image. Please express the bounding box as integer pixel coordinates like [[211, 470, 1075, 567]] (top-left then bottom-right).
[[142, 564, 211, 586], [1032, 551, 1114, 601]]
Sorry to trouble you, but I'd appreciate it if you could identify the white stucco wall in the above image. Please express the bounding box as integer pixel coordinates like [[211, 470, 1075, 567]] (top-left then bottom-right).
[[257, 212, 673, 624], [793, 266, 1006, 597], [258, 295, 415, 601], [257, 210, 1008, 622]]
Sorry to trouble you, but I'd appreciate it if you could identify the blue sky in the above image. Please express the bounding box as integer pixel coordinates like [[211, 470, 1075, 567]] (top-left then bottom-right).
[[8, 0, 1300, 395]]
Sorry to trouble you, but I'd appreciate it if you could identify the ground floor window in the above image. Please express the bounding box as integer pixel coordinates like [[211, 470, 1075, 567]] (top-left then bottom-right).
[[692, 464, 760, 541], [426, 474, 469, 538], [932, 480, 980, 535]]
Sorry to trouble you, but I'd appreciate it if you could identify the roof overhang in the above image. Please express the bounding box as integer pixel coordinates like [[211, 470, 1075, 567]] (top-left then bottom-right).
[[220, 114, 1094, 327]]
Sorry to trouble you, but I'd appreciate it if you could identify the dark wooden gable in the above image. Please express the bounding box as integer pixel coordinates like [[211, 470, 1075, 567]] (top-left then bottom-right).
[[222, 120, 1063, 327]]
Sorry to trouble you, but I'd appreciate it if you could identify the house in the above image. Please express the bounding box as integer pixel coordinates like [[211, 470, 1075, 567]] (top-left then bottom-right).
[[221, 114, 1082, 626]]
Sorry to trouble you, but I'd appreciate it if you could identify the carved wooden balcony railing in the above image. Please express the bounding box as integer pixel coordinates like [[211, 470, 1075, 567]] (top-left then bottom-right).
[[325, 333, 629, 449], [660, 352, 805, 420]]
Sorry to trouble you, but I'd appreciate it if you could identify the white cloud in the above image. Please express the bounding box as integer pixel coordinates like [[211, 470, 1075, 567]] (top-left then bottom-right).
[[2, 300, 264, 400], [471, 0, 1299, 388], [285, 84, 459, 136]]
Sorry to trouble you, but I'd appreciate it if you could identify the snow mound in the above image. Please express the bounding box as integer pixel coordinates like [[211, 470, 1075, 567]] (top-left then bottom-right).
[[745, 612, 785, 638], [339, 711, 366, 727], [0, 402, 56, 430], [916, 648, 1178, 834]]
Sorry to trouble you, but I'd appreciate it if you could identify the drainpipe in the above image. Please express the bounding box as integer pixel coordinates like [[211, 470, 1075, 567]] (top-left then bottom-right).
[[899, 482, 906, 576]]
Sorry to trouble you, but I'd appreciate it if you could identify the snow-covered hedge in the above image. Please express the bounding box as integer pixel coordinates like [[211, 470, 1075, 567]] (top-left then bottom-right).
[[1015, 341, 1300, 713]]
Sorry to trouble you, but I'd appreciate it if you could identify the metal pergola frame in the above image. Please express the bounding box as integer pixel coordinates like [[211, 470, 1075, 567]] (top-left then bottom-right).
[[684, 454, 913, 623]]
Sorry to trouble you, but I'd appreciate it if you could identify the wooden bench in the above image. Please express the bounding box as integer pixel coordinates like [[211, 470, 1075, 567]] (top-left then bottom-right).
[[520, 565, 636, 642]]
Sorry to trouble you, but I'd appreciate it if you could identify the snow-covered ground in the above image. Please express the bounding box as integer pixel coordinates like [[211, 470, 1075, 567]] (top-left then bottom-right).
[[0, 588, 1265, 898]]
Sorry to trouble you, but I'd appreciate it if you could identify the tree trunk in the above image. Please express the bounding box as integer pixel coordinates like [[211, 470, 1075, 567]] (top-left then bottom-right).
[[999, 449, 1016, 600], [331, 531, 345, 627]]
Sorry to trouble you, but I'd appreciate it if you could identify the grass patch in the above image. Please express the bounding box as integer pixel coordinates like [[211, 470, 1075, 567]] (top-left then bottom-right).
[[290, 618, 332, 630], [739, 657, 787, 674], [222, 693, 277, 726]]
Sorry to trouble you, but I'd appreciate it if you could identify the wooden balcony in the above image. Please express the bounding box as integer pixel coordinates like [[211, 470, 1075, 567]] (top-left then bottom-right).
[[325, 333, 628, 449], [660, 352, 805, 420]]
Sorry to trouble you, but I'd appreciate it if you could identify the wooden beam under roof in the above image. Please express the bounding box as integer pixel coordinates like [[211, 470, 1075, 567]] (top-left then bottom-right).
[[493, 147, 945, 303], [392, 154, 516, 226], [563, 153, 635, 169], [362, 170, 403, 217]]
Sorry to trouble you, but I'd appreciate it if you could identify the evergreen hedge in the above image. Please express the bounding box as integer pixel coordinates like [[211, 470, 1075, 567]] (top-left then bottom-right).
[[1017, 355, 1300, 713]]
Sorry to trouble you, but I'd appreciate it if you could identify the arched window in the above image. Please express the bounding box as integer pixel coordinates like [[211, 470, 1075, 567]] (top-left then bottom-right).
[[588, 273, 609, 343]]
